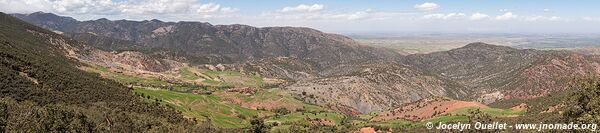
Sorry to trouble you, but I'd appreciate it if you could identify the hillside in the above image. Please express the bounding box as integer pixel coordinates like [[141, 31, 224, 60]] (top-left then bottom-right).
[[14, 12, 600, 115], [286, 61, 468, 114], [0, 12, 221, 132], [9, 12, 600, 133], [402, 42, 600, 103], [11, 12, 469, 114], [12, 12, 398, 68]]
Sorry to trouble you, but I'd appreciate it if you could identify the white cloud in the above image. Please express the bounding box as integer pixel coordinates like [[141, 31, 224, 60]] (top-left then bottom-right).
[[262, 8, 406, 21], [279, 4, 324, 13], [0, 0, 239, 19], [51, 0, 119, 14], [220, 7, 240, 14], [324, 11, 369, 20], [525, 16, 560, 21], [499, 9, 509, 12], [264, 4, 406, 21], [120, 0, 237, 14], [469, 13, 489, 20], [0, 0, 46, 13], [543, 9, 550, 12], [423, 13, 466, 20], [195, 3, 221, 13], [0, 0, 119, 14], [414, 2, 439, 11], [495, 12, 518, 20]]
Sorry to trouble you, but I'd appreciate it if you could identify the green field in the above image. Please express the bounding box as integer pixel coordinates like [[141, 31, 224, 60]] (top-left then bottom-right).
[[134, 88, 265, 128], [266, 112, 346, 125], [179, 67, 200, 80], [86, 63, 529, 131], [133, 87, 337, 129], [200, 70, 264, 87]]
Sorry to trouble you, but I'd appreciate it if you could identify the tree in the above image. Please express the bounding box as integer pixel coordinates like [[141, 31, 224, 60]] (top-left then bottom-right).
[[249, 116, 268, 133], [468, 108, 492, 123], [273, 107, 290, 115], [564, 77, 600, 124]]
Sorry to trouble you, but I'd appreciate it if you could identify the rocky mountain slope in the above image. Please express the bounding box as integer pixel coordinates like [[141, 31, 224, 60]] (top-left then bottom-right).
[[402, 42, 600, 103], [286, 61, 469, 114], [12, 12, 600, 116], [13, 12, 442, 114], [12, 12, 398, 68], [0, 12, 215, 132]]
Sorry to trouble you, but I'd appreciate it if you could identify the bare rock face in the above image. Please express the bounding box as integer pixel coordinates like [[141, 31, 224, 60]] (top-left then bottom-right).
[[287, 62, 468, 113], [215, 64, 226, 71], [232, 57, 320, 81], [80, 50, 183, 73]]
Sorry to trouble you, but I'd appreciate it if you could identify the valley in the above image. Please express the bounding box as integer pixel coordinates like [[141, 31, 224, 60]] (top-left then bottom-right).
[[1, 11, 600, 133], [81, 57, 530, 131]]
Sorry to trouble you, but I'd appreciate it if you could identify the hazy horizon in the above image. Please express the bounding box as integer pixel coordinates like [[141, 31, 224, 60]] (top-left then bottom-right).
[[3, 0, 600, 34]]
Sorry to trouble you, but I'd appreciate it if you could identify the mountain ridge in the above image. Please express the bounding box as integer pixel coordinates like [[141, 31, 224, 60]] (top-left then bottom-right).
[[11, 12, 399, 67], [11, 12, 600, 115]]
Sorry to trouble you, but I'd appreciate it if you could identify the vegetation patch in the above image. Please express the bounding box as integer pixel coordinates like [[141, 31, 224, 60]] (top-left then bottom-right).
[[179, 67, 200, 80], [133, 88, 263, 128]]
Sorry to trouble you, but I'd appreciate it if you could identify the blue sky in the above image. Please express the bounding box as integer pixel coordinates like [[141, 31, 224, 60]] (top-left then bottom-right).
[[2, 0, 600, 33]]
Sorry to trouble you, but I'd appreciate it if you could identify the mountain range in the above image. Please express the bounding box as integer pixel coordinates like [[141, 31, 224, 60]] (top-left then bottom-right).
[[11, 11, 600, 114], [2, 11, 600, 132]]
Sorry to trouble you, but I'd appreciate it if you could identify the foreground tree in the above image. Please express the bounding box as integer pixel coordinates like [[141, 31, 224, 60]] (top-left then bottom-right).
[[564, 77, 600, 124]]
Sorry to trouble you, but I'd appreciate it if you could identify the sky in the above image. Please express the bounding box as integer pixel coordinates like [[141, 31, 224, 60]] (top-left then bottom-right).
[[2, 0, 600, 34]]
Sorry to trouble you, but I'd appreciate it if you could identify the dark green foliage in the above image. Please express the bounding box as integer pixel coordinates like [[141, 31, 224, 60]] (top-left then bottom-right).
[[0, 98, 93, 132], [249, 116, 268, 133], [564, 77, 600, 124], [468, 109, 493, 123], [0, 101, 6, 131], [489, 89, 572, 114], [273, 107, 291, 116]]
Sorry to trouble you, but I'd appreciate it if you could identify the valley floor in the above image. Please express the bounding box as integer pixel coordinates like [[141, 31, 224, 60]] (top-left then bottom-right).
[[82, 62, 541, 132]]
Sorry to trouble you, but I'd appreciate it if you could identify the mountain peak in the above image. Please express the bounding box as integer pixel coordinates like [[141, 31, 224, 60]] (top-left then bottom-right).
[[459, 42, 515, 51], [10, 11, 77, 31], [30, 11, 46, 15], [23, 11, 70, 20], [96, 18, 110, 21], [150, 19, 163, 22]]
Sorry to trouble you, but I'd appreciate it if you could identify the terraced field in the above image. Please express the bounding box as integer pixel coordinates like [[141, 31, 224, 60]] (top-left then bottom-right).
[[178, 67, 201, 80], [133, 87, 344, 128], [82, 62, 529, 130], [200, 69, 264, 87], [134, 88, 266, 128]]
